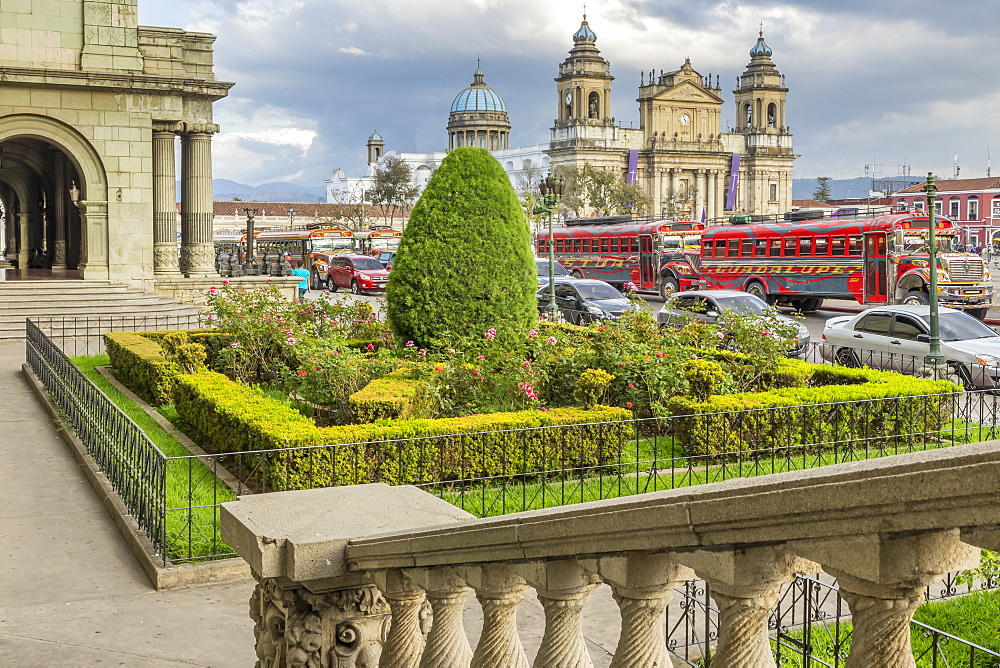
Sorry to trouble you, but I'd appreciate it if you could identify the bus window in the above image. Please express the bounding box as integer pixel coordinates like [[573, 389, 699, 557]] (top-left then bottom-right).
[[714, 239, 726, 257], [702, 240, 712, 256], [848, 236, 863, 256], [741, 240, 754, 257], [783, 239, 796, 256], [629, 237, 639, 253], [755, 239, 767, 256], [831, 237, 846, 256], [572, 239, 582, 252], [727, 240, 739, 257], [556, 239, 565, 253], [768, 239, 781, 257], [814, 237, 828, 256], [799, 238, 812, 256], [538, 239, 548, 253], [600, 238, 610, 252], [581, 239, 590, 252]]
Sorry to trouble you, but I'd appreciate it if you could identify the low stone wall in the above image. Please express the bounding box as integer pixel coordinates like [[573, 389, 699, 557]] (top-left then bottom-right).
[[153, 276, 301, 306]]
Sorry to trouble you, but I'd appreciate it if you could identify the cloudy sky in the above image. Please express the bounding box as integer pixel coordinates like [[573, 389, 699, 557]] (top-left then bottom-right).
[[139, 0, 1000, 188]]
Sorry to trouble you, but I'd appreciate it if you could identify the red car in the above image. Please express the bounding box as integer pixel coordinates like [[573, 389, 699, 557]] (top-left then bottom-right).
[[326, 254, 391, 294]]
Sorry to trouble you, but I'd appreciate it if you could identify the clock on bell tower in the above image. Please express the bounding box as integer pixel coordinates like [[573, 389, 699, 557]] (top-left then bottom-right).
[[555, 13, 613, 124]]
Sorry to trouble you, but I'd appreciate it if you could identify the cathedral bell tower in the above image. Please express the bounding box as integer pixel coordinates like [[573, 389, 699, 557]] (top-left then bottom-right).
[[734, 31, 788, 135], [555, 14, 613, 125], [367, 131, 384, 165]]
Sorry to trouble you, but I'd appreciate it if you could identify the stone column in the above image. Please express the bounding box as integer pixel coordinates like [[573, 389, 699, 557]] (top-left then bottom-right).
[[50, 151, 68, 269], [153, 126, 181, 275], [408, 567, 473, 668], [462, 563, 530, 668], [371, 569, 427, 668], [794, 530, 979, 668], [76, 200, 110, 279], [596, 552, 693, 668], [179, 128, 216, 277], [514, 560, 601, 668], [676, 546, 816, 668], [17, 211, 29, 277]]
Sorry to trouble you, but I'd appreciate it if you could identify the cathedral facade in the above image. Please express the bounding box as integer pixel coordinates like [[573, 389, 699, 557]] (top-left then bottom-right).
[[549, 16, 796, 219], [328, 16, 797, 220]]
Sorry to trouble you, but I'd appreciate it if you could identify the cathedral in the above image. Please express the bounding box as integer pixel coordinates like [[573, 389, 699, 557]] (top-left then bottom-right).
[[327, 15, 796, 220]]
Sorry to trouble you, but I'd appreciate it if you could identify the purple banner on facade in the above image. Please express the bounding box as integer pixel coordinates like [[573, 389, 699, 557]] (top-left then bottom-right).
[[626, 150, 638, 186], [725, 153, 741, 211]]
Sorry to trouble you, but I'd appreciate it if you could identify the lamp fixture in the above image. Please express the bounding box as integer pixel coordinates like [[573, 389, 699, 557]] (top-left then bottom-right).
[[69, 180, 80, 206]]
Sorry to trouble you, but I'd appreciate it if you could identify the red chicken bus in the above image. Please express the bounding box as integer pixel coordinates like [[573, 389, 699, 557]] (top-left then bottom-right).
[[697, 213, 993, 317], [536, 216, 704, 298]]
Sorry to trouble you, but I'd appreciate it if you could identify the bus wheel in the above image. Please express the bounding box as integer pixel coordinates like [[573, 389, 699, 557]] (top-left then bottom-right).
[[967, 307, 989, 321], [802, 297, 823, 313], [659, 277, 679, 300], [902, 290, 930, 305], [745, 281, 768, 302], [571, 269, 585, 279]]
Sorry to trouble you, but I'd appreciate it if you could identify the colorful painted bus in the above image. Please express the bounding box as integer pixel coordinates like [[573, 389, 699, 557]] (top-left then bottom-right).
[[536, 216, 704, 298], [354, 228, 403, 256], [697, 213, 993, 317], [254, 228, 355, 289]]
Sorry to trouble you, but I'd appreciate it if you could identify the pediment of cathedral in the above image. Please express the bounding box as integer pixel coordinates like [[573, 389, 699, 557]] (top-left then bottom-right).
[[655, 82, 722, 105]]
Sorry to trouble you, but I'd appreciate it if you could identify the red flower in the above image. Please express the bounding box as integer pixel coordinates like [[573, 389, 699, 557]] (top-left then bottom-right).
[[626, 402, 633, 408], [298, 370, 308, 376]]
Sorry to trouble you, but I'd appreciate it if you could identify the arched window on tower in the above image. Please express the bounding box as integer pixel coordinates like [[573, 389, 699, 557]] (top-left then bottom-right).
[[588, 92, 600, 119], [767, 103, 776, 128], [744, 103, 752, 128]]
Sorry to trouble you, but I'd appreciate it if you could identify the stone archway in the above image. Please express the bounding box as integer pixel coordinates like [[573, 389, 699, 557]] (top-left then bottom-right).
[[0, 114, 109, 279]]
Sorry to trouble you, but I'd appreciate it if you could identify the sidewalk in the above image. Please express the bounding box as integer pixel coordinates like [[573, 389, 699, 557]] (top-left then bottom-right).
[[0, 341, 256, 666]]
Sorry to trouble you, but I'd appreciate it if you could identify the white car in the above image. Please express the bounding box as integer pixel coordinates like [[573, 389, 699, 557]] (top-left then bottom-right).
[[821, 305, 1000, 389]]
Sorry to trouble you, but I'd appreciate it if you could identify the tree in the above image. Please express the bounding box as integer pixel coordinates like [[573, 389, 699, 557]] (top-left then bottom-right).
[[369, 156, 420, 227], [386, 147, 536, 350], [328, 186, 371, 230], [552, 164, 652, 217], [813, 176, 833, 202]]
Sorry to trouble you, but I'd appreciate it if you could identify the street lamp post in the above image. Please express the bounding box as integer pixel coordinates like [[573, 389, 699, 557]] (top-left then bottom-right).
[[923, 173, 945, 367], [539, 174, 564, 323], [243, 207, 260, 276]]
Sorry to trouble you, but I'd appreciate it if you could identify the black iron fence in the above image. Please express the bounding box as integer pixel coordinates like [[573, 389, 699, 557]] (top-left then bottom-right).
[[666, 573, 1000, 666], [24, 319, 167, 556], [30, 314, 206, 356]]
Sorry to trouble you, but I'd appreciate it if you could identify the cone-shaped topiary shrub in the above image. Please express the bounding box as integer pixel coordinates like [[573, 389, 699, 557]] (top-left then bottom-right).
[[386, 147, 536, 350]]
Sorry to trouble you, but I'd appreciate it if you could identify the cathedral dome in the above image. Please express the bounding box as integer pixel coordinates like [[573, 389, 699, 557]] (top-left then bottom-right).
[[573, 15, 596, 42], [750, 30, 772, 57], [450, 68, 507, 113]]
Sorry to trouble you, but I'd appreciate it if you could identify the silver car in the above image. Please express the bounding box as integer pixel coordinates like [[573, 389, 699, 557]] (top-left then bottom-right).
[[657, 289, 810, 357], [821, 305, 1000, 389]]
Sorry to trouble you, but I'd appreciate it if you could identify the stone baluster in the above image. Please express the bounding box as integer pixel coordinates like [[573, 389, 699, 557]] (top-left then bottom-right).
[[515, 560, 601, 668], [408, 567, 473, 668], [461, 563, 530, 668], [676, 545, 816, 668], [794, 530, 979, 668], [593, 552, 693, 668], [371, 569, 427, 668]]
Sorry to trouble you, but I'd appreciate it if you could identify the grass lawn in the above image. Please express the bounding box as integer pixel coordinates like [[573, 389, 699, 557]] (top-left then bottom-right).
[[773, 589, 1000, 666], [72, 355, 236, 562]]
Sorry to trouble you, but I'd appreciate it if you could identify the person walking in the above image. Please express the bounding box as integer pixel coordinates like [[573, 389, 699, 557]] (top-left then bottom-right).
[[291, 260, 310, 298]]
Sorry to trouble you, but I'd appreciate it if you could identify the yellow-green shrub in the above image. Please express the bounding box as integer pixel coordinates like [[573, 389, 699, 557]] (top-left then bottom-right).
[[349, 370, 435, 422], [104, 332, 180, 405]]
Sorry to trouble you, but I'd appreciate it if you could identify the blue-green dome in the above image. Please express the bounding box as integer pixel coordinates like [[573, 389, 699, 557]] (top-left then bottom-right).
[[750, 31, 772, 57], [574, 16, 596, 42], [450, 68, 507, 113]]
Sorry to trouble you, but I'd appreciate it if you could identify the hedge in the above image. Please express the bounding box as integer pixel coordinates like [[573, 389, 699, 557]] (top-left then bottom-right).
[[349, 370, 435, 422], [664, 366, 959, 456], [104, 332, 180, 405], [172, 370, 633, 491]]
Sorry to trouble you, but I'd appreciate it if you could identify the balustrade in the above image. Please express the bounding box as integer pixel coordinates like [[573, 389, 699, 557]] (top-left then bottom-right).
[[221, 441, 1000, 667]]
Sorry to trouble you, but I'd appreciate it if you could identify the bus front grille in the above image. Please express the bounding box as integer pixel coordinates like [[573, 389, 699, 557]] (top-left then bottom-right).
[[947, 258, 985, 282]]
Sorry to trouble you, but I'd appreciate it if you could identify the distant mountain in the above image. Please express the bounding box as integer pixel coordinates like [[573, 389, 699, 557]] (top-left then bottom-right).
[[792, 176, 922, 200], [175, 179, 328, 203]]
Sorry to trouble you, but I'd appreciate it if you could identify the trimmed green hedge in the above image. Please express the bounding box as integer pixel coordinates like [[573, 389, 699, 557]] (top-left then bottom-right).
[[664, 366, 959, 455], [173, 370, 633, 491], [104, 332, 180, 405], [349, 370, 435, 422]]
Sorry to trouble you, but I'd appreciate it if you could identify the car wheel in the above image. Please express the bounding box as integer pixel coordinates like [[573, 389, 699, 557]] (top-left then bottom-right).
[[659, 276, 679, 300], [834, 347, 860, 368], [902, 290, 930, 305], [311, 271, 325, 291], [745, 281, 768, 302], [967, 307, 989, 321], [328, 278, 338, 293], [351, 280, 362, 295]]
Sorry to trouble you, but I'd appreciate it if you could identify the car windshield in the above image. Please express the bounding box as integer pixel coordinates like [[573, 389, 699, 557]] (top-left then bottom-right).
[[353, 258, 384, 271], [536, 259, 569, 277], [577, 283, 624, 301], [919, 311, 997, 341], [712, 295, 769, 316]]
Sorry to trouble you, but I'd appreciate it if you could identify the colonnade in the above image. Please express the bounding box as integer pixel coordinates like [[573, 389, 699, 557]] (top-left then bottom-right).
[[650, 167, 724, 220], [448, 130, 508, 151], [151, 121, 217, 276]]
